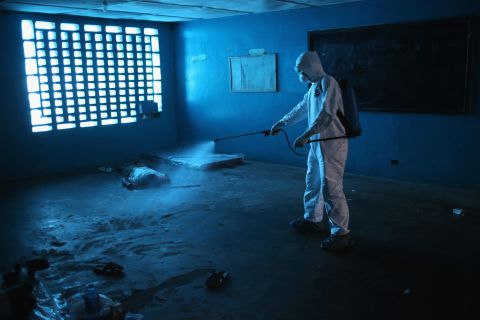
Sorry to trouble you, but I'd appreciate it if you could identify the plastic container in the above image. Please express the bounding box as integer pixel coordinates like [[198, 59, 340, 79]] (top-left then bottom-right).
[[84, 284, 100, 313]]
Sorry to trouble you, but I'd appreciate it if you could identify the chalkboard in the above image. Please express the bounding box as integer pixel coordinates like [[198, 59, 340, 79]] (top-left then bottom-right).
[[309, 18, 473, 113]]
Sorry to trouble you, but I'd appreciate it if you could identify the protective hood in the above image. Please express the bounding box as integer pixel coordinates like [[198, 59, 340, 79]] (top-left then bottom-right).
[[295, 51, 326, 82]]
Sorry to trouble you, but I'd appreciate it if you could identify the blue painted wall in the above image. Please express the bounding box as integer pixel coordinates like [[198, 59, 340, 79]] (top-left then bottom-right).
[[174, 0, 480, 189], [0, 11, 178, 182]]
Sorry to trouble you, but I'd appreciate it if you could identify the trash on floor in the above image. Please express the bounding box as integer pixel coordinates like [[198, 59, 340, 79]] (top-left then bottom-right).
[[206, 270, 230, 290], [452, 208, 464, 216], [1, 258, 50, 320], [66, 284, 124, 319], [0, 256, 127, 320], [50, 240, 67, 247], [33, 281, 124, 320], [92, 262, 124, 277], [119, 163, 170, 190], [143, 152, 245, 170], [98, 166, 114, 173], [124, 312, 144, 320]]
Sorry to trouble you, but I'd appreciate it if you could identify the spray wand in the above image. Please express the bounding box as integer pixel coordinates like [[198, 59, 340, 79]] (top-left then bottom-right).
[[213, 130, 272, 142]]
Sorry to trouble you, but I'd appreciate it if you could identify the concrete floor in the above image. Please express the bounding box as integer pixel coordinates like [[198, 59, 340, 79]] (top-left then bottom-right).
[[1, 161, 479, 319]]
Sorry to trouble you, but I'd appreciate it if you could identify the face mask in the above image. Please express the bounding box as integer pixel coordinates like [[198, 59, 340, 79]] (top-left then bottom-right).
[[298, 73, 309, 84]]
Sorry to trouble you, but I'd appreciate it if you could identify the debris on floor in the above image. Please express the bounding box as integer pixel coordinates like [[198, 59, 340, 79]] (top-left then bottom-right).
[[206, 270, 230, 290], [33, 280, 125, 320], [98, 166, 114, 173], [2, 161, 479, 319], [50, 240, 66, 248], [124, 312, 144, 320], [1, 256, 129, 320], [119, 163, 170, 190], [452, 208, 464, 216], [60, 286, 124, 320], [92, 262, 124, 278], [142, 152, 245, 170], [1, 258, 50, 320]]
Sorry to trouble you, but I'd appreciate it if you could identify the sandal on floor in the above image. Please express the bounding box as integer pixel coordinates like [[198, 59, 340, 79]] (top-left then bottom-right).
[[206, 270, 230, 289], [93, 262, 124, 277]]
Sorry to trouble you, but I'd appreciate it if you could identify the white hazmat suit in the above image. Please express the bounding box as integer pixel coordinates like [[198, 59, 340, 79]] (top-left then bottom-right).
[[277, 52, 350, 236]]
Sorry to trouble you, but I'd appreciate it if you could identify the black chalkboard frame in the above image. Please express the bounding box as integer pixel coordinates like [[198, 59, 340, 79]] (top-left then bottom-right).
[[308, 17, 474, 114]]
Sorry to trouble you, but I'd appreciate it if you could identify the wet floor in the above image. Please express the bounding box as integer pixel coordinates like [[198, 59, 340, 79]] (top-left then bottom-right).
[[1, 161, 479, 319]]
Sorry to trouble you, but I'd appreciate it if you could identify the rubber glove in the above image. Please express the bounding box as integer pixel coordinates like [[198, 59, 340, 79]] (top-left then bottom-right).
[[294, 134, 310, 148], [270, 121, 285, 136]]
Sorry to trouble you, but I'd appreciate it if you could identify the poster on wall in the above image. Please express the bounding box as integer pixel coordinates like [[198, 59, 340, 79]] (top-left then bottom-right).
[[229, 54, 277, 92]]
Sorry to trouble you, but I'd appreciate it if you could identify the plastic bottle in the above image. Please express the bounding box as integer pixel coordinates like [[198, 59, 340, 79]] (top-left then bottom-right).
[[83, 284, 100, 313]]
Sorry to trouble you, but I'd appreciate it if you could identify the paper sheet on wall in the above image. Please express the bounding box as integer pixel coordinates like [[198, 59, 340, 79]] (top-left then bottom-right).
[[229, 54, 277, 92]]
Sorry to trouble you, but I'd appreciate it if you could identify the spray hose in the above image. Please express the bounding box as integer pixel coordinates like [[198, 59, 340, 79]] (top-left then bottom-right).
[[277, 129, 309, 156], [214, 129, 347, 157]]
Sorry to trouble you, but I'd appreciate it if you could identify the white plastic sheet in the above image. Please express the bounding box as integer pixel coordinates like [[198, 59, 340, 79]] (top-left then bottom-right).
[[229, 54, 277, 92]]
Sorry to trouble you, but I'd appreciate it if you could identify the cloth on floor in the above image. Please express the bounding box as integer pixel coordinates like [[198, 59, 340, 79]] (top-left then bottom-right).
[[119, 163, 170, 189]]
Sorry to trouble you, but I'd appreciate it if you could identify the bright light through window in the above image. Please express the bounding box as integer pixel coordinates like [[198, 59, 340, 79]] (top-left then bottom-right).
[[21, 19, 162, 133]]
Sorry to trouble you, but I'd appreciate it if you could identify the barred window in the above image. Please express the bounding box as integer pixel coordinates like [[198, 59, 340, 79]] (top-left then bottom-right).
[[21, 20, 162, 133]]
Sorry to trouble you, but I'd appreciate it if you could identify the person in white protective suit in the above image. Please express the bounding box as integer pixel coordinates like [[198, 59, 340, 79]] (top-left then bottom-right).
[[271, 51, 354, 251]]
